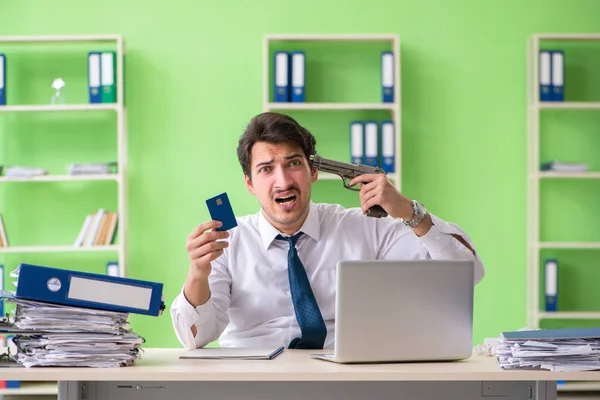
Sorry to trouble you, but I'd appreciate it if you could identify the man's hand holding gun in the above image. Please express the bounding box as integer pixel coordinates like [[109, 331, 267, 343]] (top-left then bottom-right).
[[309, 154, 433, 235]]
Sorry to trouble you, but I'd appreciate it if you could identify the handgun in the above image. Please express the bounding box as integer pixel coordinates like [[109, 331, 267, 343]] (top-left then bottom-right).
[[309, 154, 388, 218]]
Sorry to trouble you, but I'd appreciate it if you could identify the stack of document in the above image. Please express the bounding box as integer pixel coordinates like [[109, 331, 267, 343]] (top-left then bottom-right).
[[66, 162, 117, 175], [2, 166, 48, 177], [540, 161, 589, 172], [494, 328, 600, 372], [1, 294, 144, 368]]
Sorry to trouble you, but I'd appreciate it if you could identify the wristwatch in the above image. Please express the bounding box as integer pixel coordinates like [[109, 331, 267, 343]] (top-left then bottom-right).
[[401, 200, 427, 228]]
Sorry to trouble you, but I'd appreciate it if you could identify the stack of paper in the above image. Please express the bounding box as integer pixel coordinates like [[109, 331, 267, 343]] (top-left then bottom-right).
[[2, 166, 48, 177], [494, 328, 600, 372], [540, 161, 589, 172], [1, 293, 144, 368], [66, 162, 117, 175]]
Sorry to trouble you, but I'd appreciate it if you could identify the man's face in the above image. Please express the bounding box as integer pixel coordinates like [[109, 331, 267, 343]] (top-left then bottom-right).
[[245, 141, 317, 235]]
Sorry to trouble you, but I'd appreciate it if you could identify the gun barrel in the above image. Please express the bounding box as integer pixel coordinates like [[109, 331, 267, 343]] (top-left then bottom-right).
[[310, 154, 384, 176]]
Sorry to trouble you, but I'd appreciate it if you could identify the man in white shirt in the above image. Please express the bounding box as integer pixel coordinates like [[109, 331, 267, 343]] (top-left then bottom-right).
[[171, 112, 485, 350]]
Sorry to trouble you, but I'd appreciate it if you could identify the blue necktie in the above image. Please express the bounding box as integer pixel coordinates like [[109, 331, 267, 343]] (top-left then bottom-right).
[[276, 232, 327, 349]]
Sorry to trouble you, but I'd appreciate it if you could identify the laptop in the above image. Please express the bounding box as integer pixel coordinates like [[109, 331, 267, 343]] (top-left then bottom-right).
[[311, 259, 474, 364]]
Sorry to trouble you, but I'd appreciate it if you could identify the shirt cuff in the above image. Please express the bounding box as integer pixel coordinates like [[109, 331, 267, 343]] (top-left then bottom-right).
[[417, 219, 453, 253], [174, 289, 215, 328]]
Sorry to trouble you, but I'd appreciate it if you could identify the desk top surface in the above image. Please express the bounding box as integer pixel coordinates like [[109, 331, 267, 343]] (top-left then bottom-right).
[[3, 348, 600, 382]]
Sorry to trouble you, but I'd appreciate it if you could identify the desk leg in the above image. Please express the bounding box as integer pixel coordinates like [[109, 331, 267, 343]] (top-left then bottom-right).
[[533, 381, 557, 400], [58, 381, 89, 400], [63, 380, 548, 400]]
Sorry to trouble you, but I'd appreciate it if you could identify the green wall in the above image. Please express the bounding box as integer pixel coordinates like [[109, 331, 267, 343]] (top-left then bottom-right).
[[1, 0, 599, 348]]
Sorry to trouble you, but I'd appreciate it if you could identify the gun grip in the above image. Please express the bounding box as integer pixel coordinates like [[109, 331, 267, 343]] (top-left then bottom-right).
[[366, 205, 388, 218]]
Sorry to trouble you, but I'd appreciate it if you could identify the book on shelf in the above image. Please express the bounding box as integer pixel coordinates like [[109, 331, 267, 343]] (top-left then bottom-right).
[[74, 209, 118, 247], [0, 213, 7, 248]]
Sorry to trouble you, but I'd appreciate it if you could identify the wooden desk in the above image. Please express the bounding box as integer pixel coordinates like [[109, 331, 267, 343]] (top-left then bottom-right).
[[3, 348, 600, 400]]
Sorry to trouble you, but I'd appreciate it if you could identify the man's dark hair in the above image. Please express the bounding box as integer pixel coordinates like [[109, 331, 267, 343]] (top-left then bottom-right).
[[237, 112, 317, 178]]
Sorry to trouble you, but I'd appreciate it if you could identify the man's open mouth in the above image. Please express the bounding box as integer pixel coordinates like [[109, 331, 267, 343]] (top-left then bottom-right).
[[275, 195, 297, 205]]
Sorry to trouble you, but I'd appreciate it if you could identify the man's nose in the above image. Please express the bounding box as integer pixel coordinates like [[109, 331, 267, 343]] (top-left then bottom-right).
[[273, 167, 293, 189]]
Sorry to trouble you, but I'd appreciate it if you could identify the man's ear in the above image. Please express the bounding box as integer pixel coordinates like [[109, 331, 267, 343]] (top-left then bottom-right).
[[311, 167, 318, 183], [245, 174, 255, 195]]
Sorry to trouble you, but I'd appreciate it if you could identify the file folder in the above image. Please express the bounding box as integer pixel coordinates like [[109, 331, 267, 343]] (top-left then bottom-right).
[[274, 51, 290, 102], [15, 263, 165, 316], [291, 51, 305, 102], [551, 50, 564, 101], [544, 258, 558, 312], [350, 121, 364, 164], [106, 261, 119, 277], [381, 52, 394, 103], [364, 121, 378, 167], [380, 120, 394, 173], [88, 52, 101, 103], [539, 51, 552, 101], [0, 54, 5, 105], [100, 51, 116, 103]]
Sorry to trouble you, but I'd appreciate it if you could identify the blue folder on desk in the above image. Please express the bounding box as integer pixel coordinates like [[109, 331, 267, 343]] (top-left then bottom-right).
[[15, 263, 165, 316]]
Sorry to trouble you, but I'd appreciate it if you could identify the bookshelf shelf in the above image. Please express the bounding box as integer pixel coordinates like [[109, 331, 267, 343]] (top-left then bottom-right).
[[534, 33, 600, 41], [557, 381, 600, 391], [534, 172, 600, 179], [265, 34, 398, 42], [538, 311, 600, 320], [0, 174, 119, 183], [536, 242, 600, 249], [534, 101, 600, 110], [265, 102, 397, 111], [0, 104, 120, 113], [0, 245, 120, 254], [0, 34, 127, 277], [0, 34, 121, 43], [527, 37, 600, 391], [0, 381, 58, 395], [263, 33, 401, 194]]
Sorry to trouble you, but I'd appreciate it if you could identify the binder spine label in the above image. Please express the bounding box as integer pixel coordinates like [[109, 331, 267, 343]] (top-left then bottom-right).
[[381, 52, 394, 103], [539, 51, 552, 102], [364, 121, 378, 167], [291, 51, 305, 102], [88, 52, 101, 103], [0, 54, 5, 105], [380, 121, 395, 173], [350, 122, 364, 164], [274, 52, 290, 102], [544, 259, 558, 312]]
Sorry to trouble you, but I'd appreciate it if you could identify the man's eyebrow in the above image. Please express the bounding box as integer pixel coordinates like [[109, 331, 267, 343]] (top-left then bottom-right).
[[255, 158, 274, 169], [255, 153, 303, 169]]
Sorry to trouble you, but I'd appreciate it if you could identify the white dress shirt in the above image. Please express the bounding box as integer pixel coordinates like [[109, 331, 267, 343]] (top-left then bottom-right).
[[171, 202, 484, 350]]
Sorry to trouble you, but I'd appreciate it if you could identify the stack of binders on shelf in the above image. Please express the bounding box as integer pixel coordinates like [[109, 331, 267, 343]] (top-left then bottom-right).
[[0, 263, 165, 368], [494, 327, 600, 372], [539, 49, 564, 101], [349, 120, 394, 172], [88, 51, 117, 104], [273, 51, 395, 104]]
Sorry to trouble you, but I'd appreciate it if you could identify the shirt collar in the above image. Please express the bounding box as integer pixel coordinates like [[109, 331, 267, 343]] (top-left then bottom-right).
[[258, 201, 321, 250]]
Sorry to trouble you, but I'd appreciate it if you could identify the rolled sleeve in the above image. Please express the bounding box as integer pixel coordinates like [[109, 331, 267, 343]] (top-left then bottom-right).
[[170, 289, 219, 350], [417, 213, 485, 285]]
